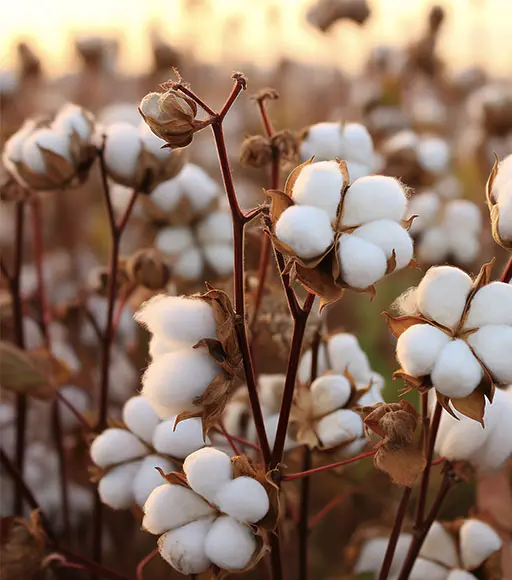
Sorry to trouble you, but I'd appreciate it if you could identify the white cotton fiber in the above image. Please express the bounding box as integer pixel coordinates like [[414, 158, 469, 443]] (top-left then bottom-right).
[[417, 137, 450, 174], [354, 537, 388, 573], [103, 123, 142, 181], [135, 294, 217, 344], [446, 570, 477, 580], [418, 227, 449, 264], [215, 477, 269, 523], [337, 234, 387, 288], [416, 266, 472, 329], [275, 205, 334, 259], [300, 123, 343, 161], [346, 160, 370, 182], [90, 428, 148, 468], [342, 123, 374, 166], [341, 176, 407, 227], [122, 396, 161, 444], [183, 447, 233, 502], [449, 232, 480, 265], [352, 219, 413, 270], [328, 333, 371, 382], [2, 120, 37, 167], [407, 191, 440, 235], [259, 413, 298, 451], [139, 122, 172, 161], [497, 193, 512, 240], [197, 211, 233, 244], [158, 518, 213, 575], [204, 516, 256, 570], [153, 417, 207, 459], [491, 154, 512, 199], [203, 244, 233, 277], [21, 128, 72, 174], [179, 164, 219, 211], [133, 454, 175, 507], [257, 374, 285, 413], [464, 282, 512, 329], [148, 336, 184, 359], [444, 200, 482, 233], [298, 344, 329, 385], [174, 246, 204, 280], [396, 324, 451, 377], [310, 375, 352, 417], [409, 557, 448, 580], [156, 226, 194, 256], [52, 104, 92, 140], [420, 521, 458, 568], [143, 483, 214, 534], [459, 519, 502, 570], [316, 409, 364, 449], [467, 325, 512, 384], [150, 178, 183, 212], [98, 461, 141, 510], [431, 339, 483, 398]]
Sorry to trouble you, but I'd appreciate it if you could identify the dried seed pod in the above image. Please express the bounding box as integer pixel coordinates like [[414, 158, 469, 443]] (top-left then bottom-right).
[[239, 135, 273, 168], [126, 248, 170, 290]]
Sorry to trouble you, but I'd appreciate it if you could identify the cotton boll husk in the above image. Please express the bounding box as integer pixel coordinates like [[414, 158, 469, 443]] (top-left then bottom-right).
[[122, 396, 161, 444], [341, 175, 407, 227], [416, 266, 473, 329], [156, 226, 194, 256], [352, 219, 413, 270], [103, 123, 142, 181], [179, 164, 219, 212], [203, 244, 233, 277], [143, 483, 215, 534], [275, 205, 334, 259], [407, 191, 440, 235], [138, 121, 172, 161], [197, 211, 233, 244], [300, 123, 343, 161], [446, 570, 477, 580], [431, 339, 483, 397], [342, 123, 374, 166], [142, 350, 219, 415], [459, 519, 502, 570], [150, 178, 183, 212], [58, 386, 89, 432], [205, 516, 256, 570], [158, 518, 213, 575], [409, 557, 449, 580], [417, 137, 450, 174], [464, 282, 512, 329], [98, 461, 141, 509], [338, 234, 387, 288], [396, 324, 451, 377], [135, 294, 217, 344], [153, 417, 207, 459], [183, 447, 233, 502], [449, 232, 480, 265], [52, 104, 92, 140], [90, 428, 149, 468], [420, 521, 458, 568], [175, 246, 204, 280], [21, 128, 72, 174], [316, 409, 364, 449], [215, 477, 270, 523], [298, 344, 329, 385], [467, 325, 512, 384], [418, 227, 449, 264], [327, 333, 372, 383], [444, 200, 482, 233], [310, 375, 352, 417], [133, 454, 175, 507]]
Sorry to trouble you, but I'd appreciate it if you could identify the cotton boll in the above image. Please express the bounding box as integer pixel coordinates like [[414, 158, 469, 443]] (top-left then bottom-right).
[[417, 137, 450, 174], [459, 519, 502, 570], [155, 227, 194, 256], [352, 219, 413, 270], [449, 232, 480, 265], [258, 374, 285, 413], [444, 200, 482, 233], [205, 516, 256, 570], [310, 375, 352, 417], [153, 417, 207, 459], [474, 389, 512, 470], [150, 178, 182, 212], [342, 123, 374, 166], [174, 246, 204, 280], [90, 428, 149, 468], [418, 227, 449, 264], [446, 570, 477, 580], [139, 122, 172, 161], [103, 123, 142, 181], [298, 344, 329, 385], [420, 521, 458, 568], [316, 409, 364, 449], [396, 324, 451, 377], [431, 339, 483, 398], [122, 396, 161, 444], [300, 123, 343, 161], [183, 447, 233, 502], [341, 176, 407, 227], [203, 244, 233, 277], [338, 234, 387, 288], [179, 164, 219, 212], [409, 557, 448, 580], [21, 128, 72, 174], [491, 154, 512, 199], [143, 483, 215, 534], [52, 104, 92, 140], [133, 455, 175, 507], [197, 211, 233, 244], [354, 538, 388, 573], [275, 206, 334, 259], [345, 160, 371, 182], [98, 462, 141, 509], [149, 336, 184, 359], [159, 518, 213, 575], [464, 282, 512, 329], [416, 266, 473, 329], [215, 477, 269, 523], [407, 191, 440, 235], [467, 325, 512, 384]]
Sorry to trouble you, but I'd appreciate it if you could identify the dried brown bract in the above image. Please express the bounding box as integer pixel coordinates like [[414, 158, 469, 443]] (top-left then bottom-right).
[[307, 0, 370, 32], [240, 135, 273, 168], [126, 248, 170, 290]]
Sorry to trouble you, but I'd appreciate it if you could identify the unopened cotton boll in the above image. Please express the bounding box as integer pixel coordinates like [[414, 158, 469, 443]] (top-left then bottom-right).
[[204, 244, 233, 276], [338, 234, 387, 288], [133, 455, 175, 507], [444, 200, 482, 233], [103, 123, 142, 181], [431, 339, 483, 398], [420, 521, 458, 568], [316, 409, 364, 449], [310, 375, 352, 417], [464, 282, 512, 328], [98, 461, 141, 509], [215, 477, 269, 523], [409, 557, 448, 580], [205, 516, 256, 570], [159, 518, 213, 575], [143, 483, 215, 534], [467, 325, 512, 384], [327, 333, 372, 382], [275, 206, 334, 259], [459, 519, 502, 570], [300, 123, 343, 161], [21, 129, 72, 174], [90, 428, 149, 468], [122, 396, 161, 444], [416, 266, 473, 329], [397, 324, 451, 377], [153, 417, 207, 459], [184, 447, 233, 502]]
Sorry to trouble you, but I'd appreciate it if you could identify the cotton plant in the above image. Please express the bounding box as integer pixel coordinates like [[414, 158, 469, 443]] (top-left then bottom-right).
[[487, 153, 512, 250]]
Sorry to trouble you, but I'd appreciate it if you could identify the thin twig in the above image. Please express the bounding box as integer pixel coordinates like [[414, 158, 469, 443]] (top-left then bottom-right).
[[308, 490, 354, 529], [136, 548, 159, 580], [219, 421, 241, 455], [283, 450, 377, 481]]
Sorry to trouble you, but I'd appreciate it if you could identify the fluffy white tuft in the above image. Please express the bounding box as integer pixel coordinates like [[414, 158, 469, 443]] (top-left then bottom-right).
[[310, 375, 352, 417], [431, 339, 483, 398], [342, 123, 374, 166], [407, 191, 440, 235], [459, 519, 502, 570], [396, 324, 451, 377], [417, 136, 450, 174], [204, 516, 256, 570], [446, 570, 477, 580], [316, 409, 364, 449], [122, 396, 161, 444], [299, 122, 343, 161], [467, 325, 512, 384], [183, 447, 233, 502], [98, 462, 141, 509], [197, 211, 233, 244], [103, 123, 142, 181], [53, 104, 92, 140], [215, 476, 270, 523], [178, 164, 219, 211], [203, 244, 233, 277], [153, 417, 207, 459], [298, 344, 329, 385], [464, 282, 512, 329], [417, 227, 449, 264], [337, 234, 387, 288], [155, 226, 194, 256], [449, 231, 480, 265], [21, 128, 72, 174], [444, 200, 482, 233], [420, 521, 458, 568], [174, 246, 204, 280], [327, 333, 372, 382], [133, 454, 175, 507], [90, 428, 148, 468], [409, 557, 449, 580], [150, 178, 183, 212]]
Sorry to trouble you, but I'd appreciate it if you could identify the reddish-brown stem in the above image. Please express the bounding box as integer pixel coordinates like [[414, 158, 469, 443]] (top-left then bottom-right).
[[56, 391, 91, 430], [112, 283, 136, 335], [211, 427, 261, 452], [219, 421, 241, 455], [283, 450, 377, 481], [431, 456, 447, 466], [55, 546, 133, 580], [136, 548, 159, 580], [176, 84, 216, 117], [219, 76, 246, 120], [501, 256, 512, 283], [308, 491, 353, 529]]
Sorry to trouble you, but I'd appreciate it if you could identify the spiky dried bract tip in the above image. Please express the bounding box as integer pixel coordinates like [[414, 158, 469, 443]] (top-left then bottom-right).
[[487, 154, 512, 248]]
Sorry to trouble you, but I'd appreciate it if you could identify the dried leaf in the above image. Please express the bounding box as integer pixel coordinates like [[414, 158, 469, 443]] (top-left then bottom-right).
[[451, 390, 486, 425], [383, 313, 426, 338], [264, 188, 295, 223], [385, 250, 397, 275], [374, 446, 425, 487], [436, 391, 459, 420], [392, 369, 426, 391], [283, 157, 314, 197], [155, 467, 189, 488], [232, 455, 257, 479]]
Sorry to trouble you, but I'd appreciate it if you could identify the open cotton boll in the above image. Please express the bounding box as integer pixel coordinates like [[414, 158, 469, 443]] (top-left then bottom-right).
[[417, 137, 450, 174], [153, 417, 207, 459], [431, 339, 483, 398], [341, 176, 407, 227], [342, 123, 374, 166], [275, 205, 334, 259], [197, 211, 234, 244], [316, 409, 364, 449], [52, 104, 92, 140], [291, 161, 344, 222], [156, 226, 194, 256], [467, 325, 512, 384], [298, 344, 329, 385], [409, 558, 449, 580], [355, 534, 412, 575], [183, 447, 233, 503], [90, 428, 149, 468], [150, 178, 183, 212], [142, 350, 219, 415], [464, 282, 512, 329], [148, 336, 185, 359], [136, 295, 217, 344], [258, 413, 297, 451], [138, 122, 172, 161], [397, 324, 451, 377], [420, 521, 458, 568], [327, 334, 371, 382], [498, 194, 512, 240], [352, 219, 413, 270], [103, 123, 142, 181], [446, 571, 477, 580], [215, 477, 269, 523], [178, 164, 219, 211], [449, 232, 480, 265], [159, 518, 213, 575], [98, 461, 141, 509], [417, 266, 473, 329], [143, 483, 214, 534], [435, 409, 487, 462], [2, 120, 37, 168], [310, 375, 352, 417], [203, 244, 233, 277], [133, 455, 175, 507], [459, 519, 502, 570], [407, 191, 440, 235], [491, 154, 512, 198], [175, 246, 204, 280], [337, 234, 387, 288], [21, 128, 72, 174], [300, 123, 343, 161], [122, 396, 161, 444], [444, 200, 482, 233], [346, 161, 371, 183], [205, 516, 256, 570], [418, 227, 449, 264]]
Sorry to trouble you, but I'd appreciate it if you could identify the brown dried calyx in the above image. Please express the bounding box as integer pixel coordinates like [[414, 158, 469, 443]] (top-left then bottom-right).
[[240, 131, 298, 169], [126, 248, 170, 290], [307, 0, 370, 32], [88, 264, 130, 296]]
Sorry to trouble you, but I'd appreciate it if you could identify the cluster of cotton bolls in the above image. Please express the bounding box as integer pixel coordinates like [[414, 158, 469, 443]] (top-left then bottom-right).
[[299, 121, 375, 181], [2, 103, 95, 190], [395, 265, 512, 400], [274, 161, 413, 290], [355, 519, 502, 580], [488, 153, 512, 248], [143, 447, 270, 575]]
